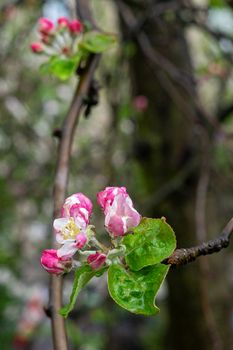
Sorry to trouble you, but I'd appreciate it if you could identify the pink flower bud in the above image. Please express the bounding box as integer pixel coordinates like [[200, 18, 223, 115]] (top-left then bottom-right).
[[38, 17, 55, 34], [87, 252, 106, 270], [40, 249, 72, 275], [133, 95, 148, 112], [61, 193, 93, 224], [69, 19, 83, 34], [104, 193, 141, 237], [97, 187, 127, 214], [57, 17, 70, 28], [75, 233, 87, 249], [30, 42, 43, 53]]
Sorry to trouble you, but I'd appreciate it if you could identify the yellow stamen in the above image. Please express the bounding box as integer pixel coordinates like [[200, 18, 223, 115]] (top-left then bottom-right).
[[62, 218, 81, 240]]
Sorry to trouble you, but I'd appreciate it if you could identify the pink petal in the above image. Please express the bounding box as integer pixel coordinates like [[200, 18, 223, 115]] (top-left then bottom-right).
[[87, 252, 106, 270]]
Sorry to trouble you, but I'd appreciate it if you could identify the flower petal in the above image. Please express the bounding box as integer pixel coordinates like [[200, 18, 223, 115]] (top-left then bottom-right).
[[57, 242, 78, 258], [53, 218, 68, 232]]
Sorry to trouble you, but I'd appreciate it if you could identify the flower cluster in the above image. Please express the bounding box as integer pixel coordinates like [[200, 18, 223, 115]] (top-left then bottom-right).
[[30, 17, 83, 56], [41, 187, 141, 275]]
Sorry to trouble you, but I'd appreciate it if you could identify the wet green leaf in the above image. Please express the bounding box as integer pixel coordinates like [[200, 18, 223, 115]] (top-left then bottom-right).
[[40, 55, 81, 80], [108, 263, 169, 315], [123, 218, 176, 271], [60, 265, 106, 318]]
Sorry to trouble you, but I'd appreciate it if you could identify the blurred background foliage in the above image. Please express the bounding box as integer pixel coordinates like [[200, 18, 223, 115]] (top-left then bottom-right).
[[0, 0, 233, 349]]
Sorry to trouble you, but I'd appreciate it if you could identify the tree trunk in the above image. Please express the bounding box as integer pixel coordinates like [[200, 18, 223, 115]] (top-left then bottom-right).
[[118, 1, 211, 349]]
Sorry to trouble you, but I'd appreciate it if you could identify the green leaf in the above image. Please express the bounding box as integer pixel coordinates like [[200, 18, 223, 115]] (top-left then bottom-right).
[[108, 263, 169, 315], [80, 31, 116, 53], [122, 218, 176, 271], [39, 55, 82, 80], [209, 0, 226, 8], [60, 265, 106, 318]]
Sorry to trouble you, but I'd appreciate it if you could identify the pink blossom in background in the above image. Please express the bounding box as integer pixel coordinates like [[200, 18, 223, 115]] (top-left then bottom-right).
[[38, 17, 55, 34], [30, 42, 43, 53], [69, 19, 83, 34], [13, 292, 45, 349], [133, 95, 148, 112], [41, 249, 72, 274], [97, 186, 127, 214], [57, 17, 70, 28], [31, 17, 84, 59], [61, 192, 93, 224], [4, 5, 17, 20], [87, 252, 106, 270], [104, 193, 141, 237]]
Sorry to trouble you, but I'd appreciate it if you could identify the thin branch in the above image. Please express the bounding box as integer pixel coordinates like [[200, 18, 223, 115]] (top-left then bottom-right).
[[117, 0, 221, 132], [47, 3, 101, 349], [48, 54, 99, 350], [218, 103, 233, 122], [143, 158, 197, 208], [76, 0, 98, 29], [163, 218, 233, 266]]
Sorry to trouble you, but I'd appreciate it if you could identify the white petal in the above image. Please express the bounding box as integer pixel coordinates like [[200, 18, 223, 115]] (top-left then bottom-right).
[[122, 216, 128, 233], [57, 242, 77, 258], [56, 233, 65, 244], [53, 218, 68, 232], [74, 216, 87, 229]]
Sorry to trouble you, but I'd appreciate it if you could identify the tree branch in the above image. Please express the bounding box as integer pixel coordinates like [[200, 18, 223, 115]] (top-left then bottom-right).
[[47, 3, 101, 349], [76, 0, 98, 28], [163, 218, 233, 266], [117, 0, 220, 132], [48, 54, 100, 350]]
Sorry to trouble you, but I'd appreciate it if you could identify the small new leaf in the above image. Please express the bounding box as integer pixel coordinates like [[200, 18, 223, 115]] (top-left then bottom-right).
[[108, 263, 169, 315], [60, 265, 106, 318], [80, 31, 116, 53], [123, 218, 176, 271], [40, 55, 82, 80]]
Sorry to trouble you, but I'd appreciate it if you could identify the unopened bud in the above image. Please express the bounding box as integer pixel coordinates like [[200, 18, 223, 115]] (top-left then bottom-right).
[[30, 42, 43, 53]]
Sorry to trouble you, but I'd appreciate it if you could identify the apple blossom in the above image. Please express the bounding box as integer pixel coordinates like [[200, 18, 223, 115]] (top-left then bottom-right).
[[56, 232, 88, 258], [97, 186, 127, 214], [133, 95, 148, 112], [41, 249, 72, 275], [75, 232, 87, 248], [53, 215, 88, 258], [57, 17, 70, 28], [61, 192, 93, 224], [69, 19, 83, 34], [30, 42, 43, 53], [87, 252, 106, 270], [38, 17, 54, 34], [104, 193, 141, 237]]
